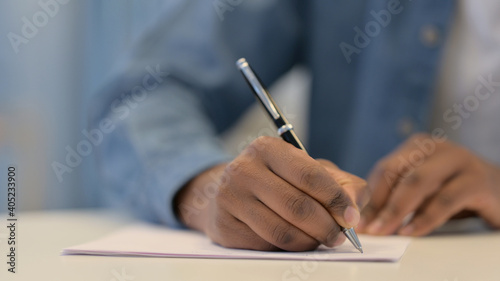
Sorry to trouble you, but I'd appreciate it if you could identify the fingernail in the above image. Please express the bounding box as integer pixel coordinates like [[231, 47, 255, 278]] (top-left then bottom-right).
[[366, 219, 383, 235], [344, 206, 361, 227], [399, 224, 414, 236]]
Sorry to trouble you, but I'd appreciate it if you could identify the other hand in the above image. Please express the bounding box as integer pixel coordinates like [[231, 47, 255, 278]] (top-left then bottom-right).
[[358, 133, 500, 236]]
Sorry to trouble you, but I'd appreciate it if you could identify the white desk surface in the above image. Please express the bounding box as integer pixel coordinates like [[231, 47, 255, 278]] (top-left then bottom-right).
[[1, 209, 499, 281]]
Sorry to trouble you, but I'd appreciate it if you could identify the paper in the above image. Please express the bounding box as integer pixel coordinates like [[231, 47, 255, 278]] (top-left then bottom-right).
[[62, 223, 410, 262]]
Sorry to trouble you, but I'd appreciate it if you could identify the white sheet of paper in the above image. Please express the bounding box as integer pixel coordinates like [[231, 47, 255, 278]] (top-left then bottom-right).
[[62, 223, 411, 262]]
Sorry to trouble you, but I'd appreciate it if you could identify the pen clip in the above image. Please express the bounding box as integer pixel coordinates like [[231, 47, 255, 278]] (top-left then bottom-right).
[[236, 58, 280, 120]]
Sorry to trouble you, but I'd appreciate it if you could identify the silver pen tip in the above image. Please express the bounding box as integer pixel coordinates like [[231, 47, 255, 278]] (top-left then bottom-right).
[[343, 227, 363, 254]]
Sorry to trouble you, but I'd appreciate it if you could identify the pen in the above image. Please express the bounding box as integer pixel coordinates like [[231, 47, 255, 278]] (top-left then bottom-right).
[[236, 58, 363, 254]]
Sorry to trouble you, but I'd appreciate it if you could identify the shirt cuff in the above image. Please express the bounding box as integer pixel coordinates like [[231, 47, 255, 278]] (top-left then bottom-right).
[[146, 143, 232, 229]]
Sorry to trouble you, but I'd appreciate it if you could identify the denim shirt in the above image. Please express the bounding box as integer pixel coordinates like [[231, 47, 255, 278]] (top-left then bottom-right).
[[90, 0, 455, 227]]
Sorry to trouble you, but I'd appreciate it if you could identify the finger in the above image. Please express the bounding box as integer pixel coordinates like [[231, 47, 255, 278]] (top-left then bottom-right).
[[359, 171, 393, 232], [466, 162, 500, 229], [250, 137, 360, 228], [217, 172, 319, 252], [208, 209, 279, 251], [317, 159, 369, 208], [365, 145, 467, 235], [233, 199, 319, 251], [361, 135, 435, 230], [333, 234, 347, 247], [224, 154, 342, 247], [250, 169, 341, 247], [398, 175, 474, 236], [360, 159, 416, 232]]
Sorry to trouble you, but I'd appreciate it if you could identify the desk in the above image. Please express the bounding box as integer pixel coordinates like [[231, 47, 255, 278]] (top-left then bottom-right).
[[1, 210, 499, 281]]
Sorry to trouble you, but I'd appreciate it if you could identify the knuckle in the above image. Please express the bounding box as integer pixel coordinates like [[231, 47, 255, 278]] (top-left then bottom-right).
[[362, 202, 378, 216], [270, 224, 295, 246], [436, 193, 454, 208], [225, 158, 249, 180], [414, 212, 433, 227], [383, 204, 402, 218], [299, 164, 326, 188], [225, 159, 245, 176], [243, 136, 280, 160], [248, 136, 273, 152], [400, 171, 422, 186], [326, 189, 350, 214], [225, 157, 259, 184], [284, 195, 315, 221]]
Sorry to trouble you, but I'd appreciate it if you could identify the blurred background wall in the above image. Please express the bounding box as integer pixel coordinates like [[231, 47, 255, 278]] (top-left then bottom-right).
[[0, 0, 309, 212], [0, 0, 166, 211]]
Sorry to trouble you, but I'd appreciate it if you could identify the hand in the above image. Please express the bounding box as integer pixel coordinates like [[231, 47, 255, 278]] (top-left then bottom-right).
[[175, 136, 368, 251], [358, 133, 500, 236]]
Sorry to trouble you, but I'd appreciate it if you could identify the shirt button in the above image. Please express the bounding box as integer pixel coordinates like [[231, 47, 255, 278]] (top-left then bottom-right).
[[420, 25, 441, 47], [397, 118, 415, 137]]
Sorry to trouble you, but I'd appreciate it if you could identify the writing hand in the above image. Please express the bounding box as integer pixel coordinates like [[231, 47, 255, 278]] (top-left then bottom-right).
[[176, 136, 368, 251]]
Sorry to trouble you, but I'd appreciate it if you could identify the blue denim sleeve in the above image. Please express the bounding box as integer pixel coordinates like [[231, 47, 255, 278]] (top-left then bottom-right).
[[90, 1, 303, 228], [97, 83, 233, 228]]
